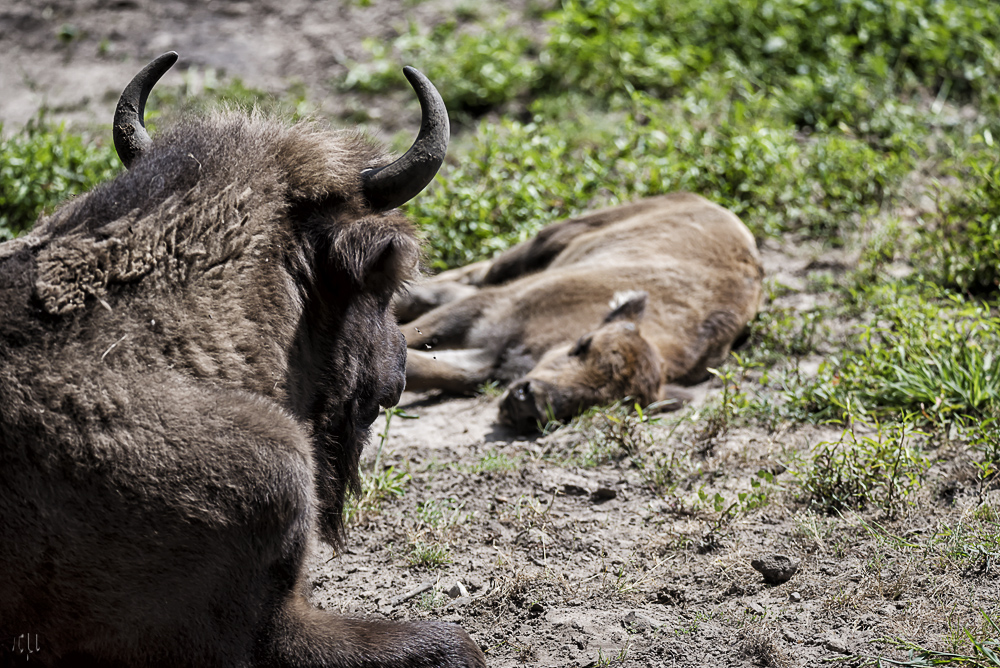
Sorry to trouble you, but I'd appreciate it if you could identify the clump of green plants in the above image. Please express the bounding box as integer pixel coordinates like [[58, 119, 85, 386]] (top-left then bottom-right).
[[404, 496, 468, 569], [696, 356, 776, 441], [916, 142, 1000, 294], [745, 302, 827, 364], [794, 414, 930, 516], [793, 284, 1000, 424], [0, 115, 119, 239], [415, 497, 470, 531], [547, 401, 657, 468], [696, 470, 774, 522], [343, 19, 541, 116], [469, 449, 521, 474], [406, 540, 453, 568]]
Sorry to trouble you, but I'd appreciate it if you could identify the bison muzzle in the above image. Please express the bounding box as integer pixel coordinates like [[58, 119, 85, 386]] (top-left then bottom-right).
[[0, 53, 485, 667]]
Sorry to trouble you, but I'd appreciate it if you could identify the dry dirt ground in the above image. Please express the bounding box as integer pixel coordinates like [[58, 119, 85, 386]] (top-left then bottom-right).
[[3, 2, 998, 667]]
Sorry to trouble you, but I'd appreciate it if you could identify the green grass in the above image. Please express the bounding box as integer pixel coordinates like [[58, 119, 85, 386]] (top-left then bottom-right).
[[405, 540, 453, 569], [408, 89, 913, 267], [343, 0, 1000, 127], [0, 115, 119, 239], [0, 74, 304, 240], [792, 283, 1000, 424], [915, 141, 1000, 294], [342, 18, 541, 117], [469, 449, 521, 474], [793, 415, 930, 516]]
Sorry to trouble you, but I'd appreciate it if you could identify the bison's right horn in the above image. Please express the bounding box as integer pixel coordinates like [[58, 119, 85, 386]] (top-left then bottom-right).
[[361, 67, 450, 212], [113, 52, 178, 169]]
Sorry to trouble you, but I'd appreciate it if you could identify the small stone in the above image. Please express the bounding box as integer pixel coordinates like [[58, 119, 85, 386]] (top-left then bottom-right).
[[529, 601, 545, 614], [824, 637, 850, 654], [747, 601, 766, 615], [623, 611, 656, 634], [789, 591, 802, 602], [446, 582, 469, 599], [782, 629, 798, 643], [654, 586, 686, 606], [591, 487, 617, 501], [750, 553, 800, 584]]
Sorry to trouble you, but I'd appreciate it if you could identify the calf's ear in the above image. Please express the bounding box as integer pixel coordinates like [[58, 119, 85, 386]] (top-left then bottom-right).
[[603, 290, 648, 325]]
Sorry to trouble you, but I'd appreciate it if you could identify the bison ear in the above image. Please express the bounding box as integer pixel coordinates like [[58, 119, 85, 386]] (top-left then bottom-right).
[[603, 290, 648, 325], [347, 232, 420, 294]]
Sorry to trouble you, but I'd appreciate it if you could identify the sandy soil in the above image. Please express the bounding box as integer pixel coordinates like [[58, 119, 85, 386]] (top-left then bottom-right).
[[0, 0, 507, 132], [3, 2, 997, 666]]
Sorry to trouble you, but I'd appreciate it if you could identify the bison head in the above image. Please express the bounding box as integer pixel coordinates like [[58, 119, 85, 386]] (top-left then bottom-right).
[[499, 291, 678, 431], [105, 52, 449, 543]]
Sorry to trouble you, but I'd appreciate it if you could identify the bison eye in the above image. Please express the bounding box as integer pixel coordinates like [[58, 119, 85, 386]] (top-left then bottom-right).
[[569, 335, 592, 357]]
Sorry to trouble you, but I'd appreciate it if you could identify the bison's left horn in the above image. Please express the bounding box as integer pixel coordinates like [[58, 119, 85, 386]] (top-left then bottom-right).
[[113, 52, 178, 169], [361, 67, 450, 212]]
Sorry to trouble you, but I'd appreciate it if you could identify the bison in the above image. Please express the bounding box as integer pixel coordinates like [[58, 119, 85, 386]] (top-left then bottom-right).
[[0, 53, 485, 667], [397, 195, 764, 431]]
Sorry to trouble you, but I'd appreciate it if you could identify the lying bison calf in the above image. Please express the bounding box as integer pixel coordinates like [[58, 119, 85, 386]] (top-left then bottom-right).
[[0, 53, 484, 667], [398, 195, 763, 431]]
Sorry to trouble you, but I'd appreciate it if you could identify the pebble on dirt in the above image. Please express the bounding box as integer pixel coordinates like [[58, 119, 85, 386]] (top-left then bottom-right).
[[750, 553, 800, 584]]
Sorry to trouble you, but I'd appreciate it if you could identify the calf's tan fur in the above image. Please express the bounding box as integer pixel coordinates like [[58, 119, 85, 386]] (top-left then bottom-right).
[[398, 194, 763, 430]]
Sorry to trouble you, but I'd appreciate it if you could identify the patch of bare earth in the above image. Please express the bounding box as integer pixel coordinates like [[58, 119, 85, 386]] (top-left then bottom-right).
[[312, 383, 997, 667]]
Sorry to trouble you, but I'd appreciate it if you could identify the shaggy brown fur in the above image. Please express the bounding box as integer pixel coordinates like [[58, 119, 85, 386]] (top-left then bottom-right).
[[0, 113, 484, 666], [396, 194, 763, 431]]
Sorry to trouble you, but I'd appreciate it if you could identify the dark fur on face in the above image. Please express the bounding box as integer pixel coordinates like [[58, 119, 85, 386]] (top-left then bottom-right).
[[0, 112, 484, 667]]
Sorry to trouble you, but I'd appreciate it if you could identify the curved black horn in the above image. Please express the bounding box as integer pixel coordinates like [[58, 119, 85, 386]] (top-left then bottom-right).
[[361, 67, 450, 211], [113, 52, 178, 169]]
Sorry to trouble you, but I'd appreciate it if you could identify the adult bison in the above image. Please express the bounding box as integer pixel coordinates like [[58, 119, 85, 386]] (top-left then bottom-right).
[[397, 195, 763, 431], [0, 53, 484, 667]]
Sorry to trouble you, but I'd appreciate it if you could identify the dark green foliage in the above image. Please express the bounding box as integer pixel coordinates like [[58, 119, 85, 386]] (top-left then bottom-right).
[[407, 90, 911, 268], [344, 0, 1000, 132], [0, 76, 297, 241], [917, 146, 1000, 294], [342, 20, 541, 116], [546, 0, 1000, 122], [0, 116, 119, 239], [792, 284, 1000, 424]]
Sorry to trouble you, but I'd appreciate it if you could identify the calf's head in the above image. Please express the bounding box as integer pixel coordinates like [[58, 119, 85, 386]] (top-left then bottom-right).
[[500, 292, 666, 431]]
